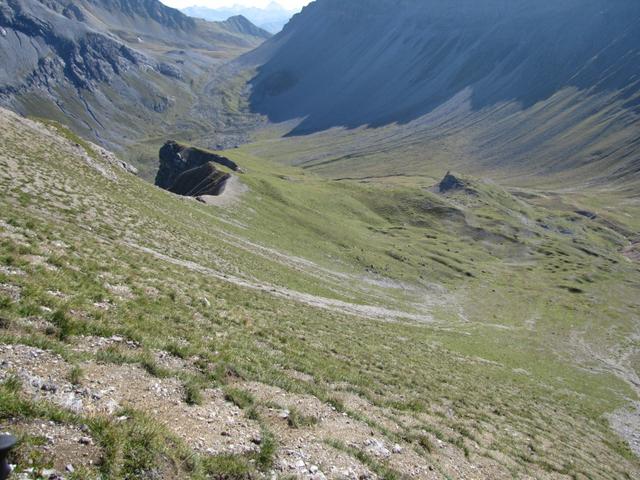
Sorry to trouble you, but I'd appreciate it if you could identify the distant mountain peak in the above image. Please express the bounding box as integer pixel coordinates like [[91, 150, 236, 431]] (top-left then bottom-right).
[[223, 15, 271, 39], [182, 2, 296, 33]]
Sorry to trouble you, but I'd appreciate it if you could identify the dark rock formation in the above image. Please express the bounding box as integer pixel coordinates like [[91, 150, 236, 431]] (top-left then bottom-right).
[[575, 210, 597, 220], [156, 141, 240, 196], [157, 62, 182, 79], [438, 172, 466, 193], [168, 162, 230, 197]]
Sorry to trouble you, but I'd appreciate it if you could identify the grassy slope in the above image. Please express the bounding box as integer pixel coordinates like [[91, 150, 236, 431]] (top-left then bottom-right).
[[0, 111, 639, 478]]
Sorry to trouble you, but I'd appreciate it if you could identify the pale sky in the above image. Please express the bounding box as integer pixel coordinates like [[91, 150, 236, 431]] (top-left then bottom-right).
[[161, 0, 312, 10]]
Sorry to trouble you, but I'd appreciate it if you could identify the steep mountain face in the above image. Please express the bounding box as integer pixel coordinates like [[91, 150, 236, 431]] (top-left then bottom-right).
[[183, 2, 295, 34], [250, 0, 640, 129], [246, 0, 640, 184], [0, 0, 269, 168]]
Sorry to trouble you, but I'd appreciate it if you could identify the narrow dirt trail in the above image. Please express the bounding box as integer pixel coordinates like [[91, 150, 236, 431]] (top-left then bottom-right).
[[128, 243, 436, 323]]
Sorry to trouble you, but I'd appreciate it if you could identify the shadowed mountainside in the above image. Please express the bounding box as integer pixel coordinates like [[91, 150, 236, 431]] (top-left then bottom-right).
[[249, 0, 640, 130], [244, 0, 640, 188]]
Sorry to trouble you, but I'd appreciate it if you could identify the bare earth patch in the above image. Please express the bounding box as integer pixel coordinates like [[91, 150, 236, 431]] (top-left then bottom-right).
[[623, 242, 640, 262], [609, 401, 640, 458], [3, 419, 101, 475], [0, 344, 260, 457]]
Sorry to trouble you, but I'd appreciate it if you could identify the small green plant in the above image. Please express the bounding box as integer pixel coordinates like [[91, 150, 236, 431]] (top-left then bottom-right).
[[245, 406, 260, 421], [224, 387, 254, 410], [96, 346, 135, 365], [286, 407, 318, 429], [18, 302, 41, 317], [202, 453, 253, 478], [255, 427, 276, 470], [140, 353, 171, 379], [0, 295, 11, 310], [51, 309, 72, 340], [327, 396, 345, 413], [417, 434, 434, 453], [1, 254, 15, 266], [184, 380, 203, 406], [4, 374, 22, 392], [166, 342, 189, 359], [69, 365, 84, 385]]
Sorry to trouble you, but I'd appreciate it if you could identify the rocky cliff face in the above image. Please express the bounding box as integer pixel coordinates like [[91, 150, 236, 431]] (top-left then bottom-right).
[[168, 162, 231, 197], [155, 141, 240, 196], [0, 0, 152, 94]]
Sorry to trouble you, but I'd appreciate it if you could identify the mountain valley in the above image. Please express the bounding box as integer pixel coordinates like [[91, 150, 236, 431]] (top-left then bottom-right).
[[0, 1, 639, 479]]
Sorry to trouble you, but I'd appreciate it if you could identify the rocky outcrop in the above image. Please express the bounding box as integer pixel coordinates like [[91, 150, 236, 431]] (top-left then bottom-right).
[[438, 172, 467, 194], [155, 141, 240, 197], [168, 162, 230, 197]]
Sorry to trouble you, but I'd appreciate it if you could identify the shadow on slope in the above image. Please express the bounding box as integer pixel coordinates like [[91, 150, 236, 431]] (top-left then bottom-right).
[[247, 0, 640, 135]]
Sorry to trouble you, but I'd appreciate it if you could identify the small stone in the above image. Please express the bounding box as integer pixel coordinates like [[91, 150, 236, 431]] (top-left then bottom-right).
[[41, 382, 58, 393], [279, 409, 290, 419], [65, 464, 74, 473], [105, 399, 120, 414], [79, 436, 92, 445], [251, 436, 262, 445], [309, 464, 319, 473], [294, 459, 305, 469], [392, 444, 402, 454]]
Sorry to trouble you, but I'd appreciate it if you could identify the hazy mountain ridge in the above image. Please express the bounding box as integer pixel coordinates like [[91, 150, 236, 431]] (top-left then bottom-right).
[[183, 2, 295, 33]]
